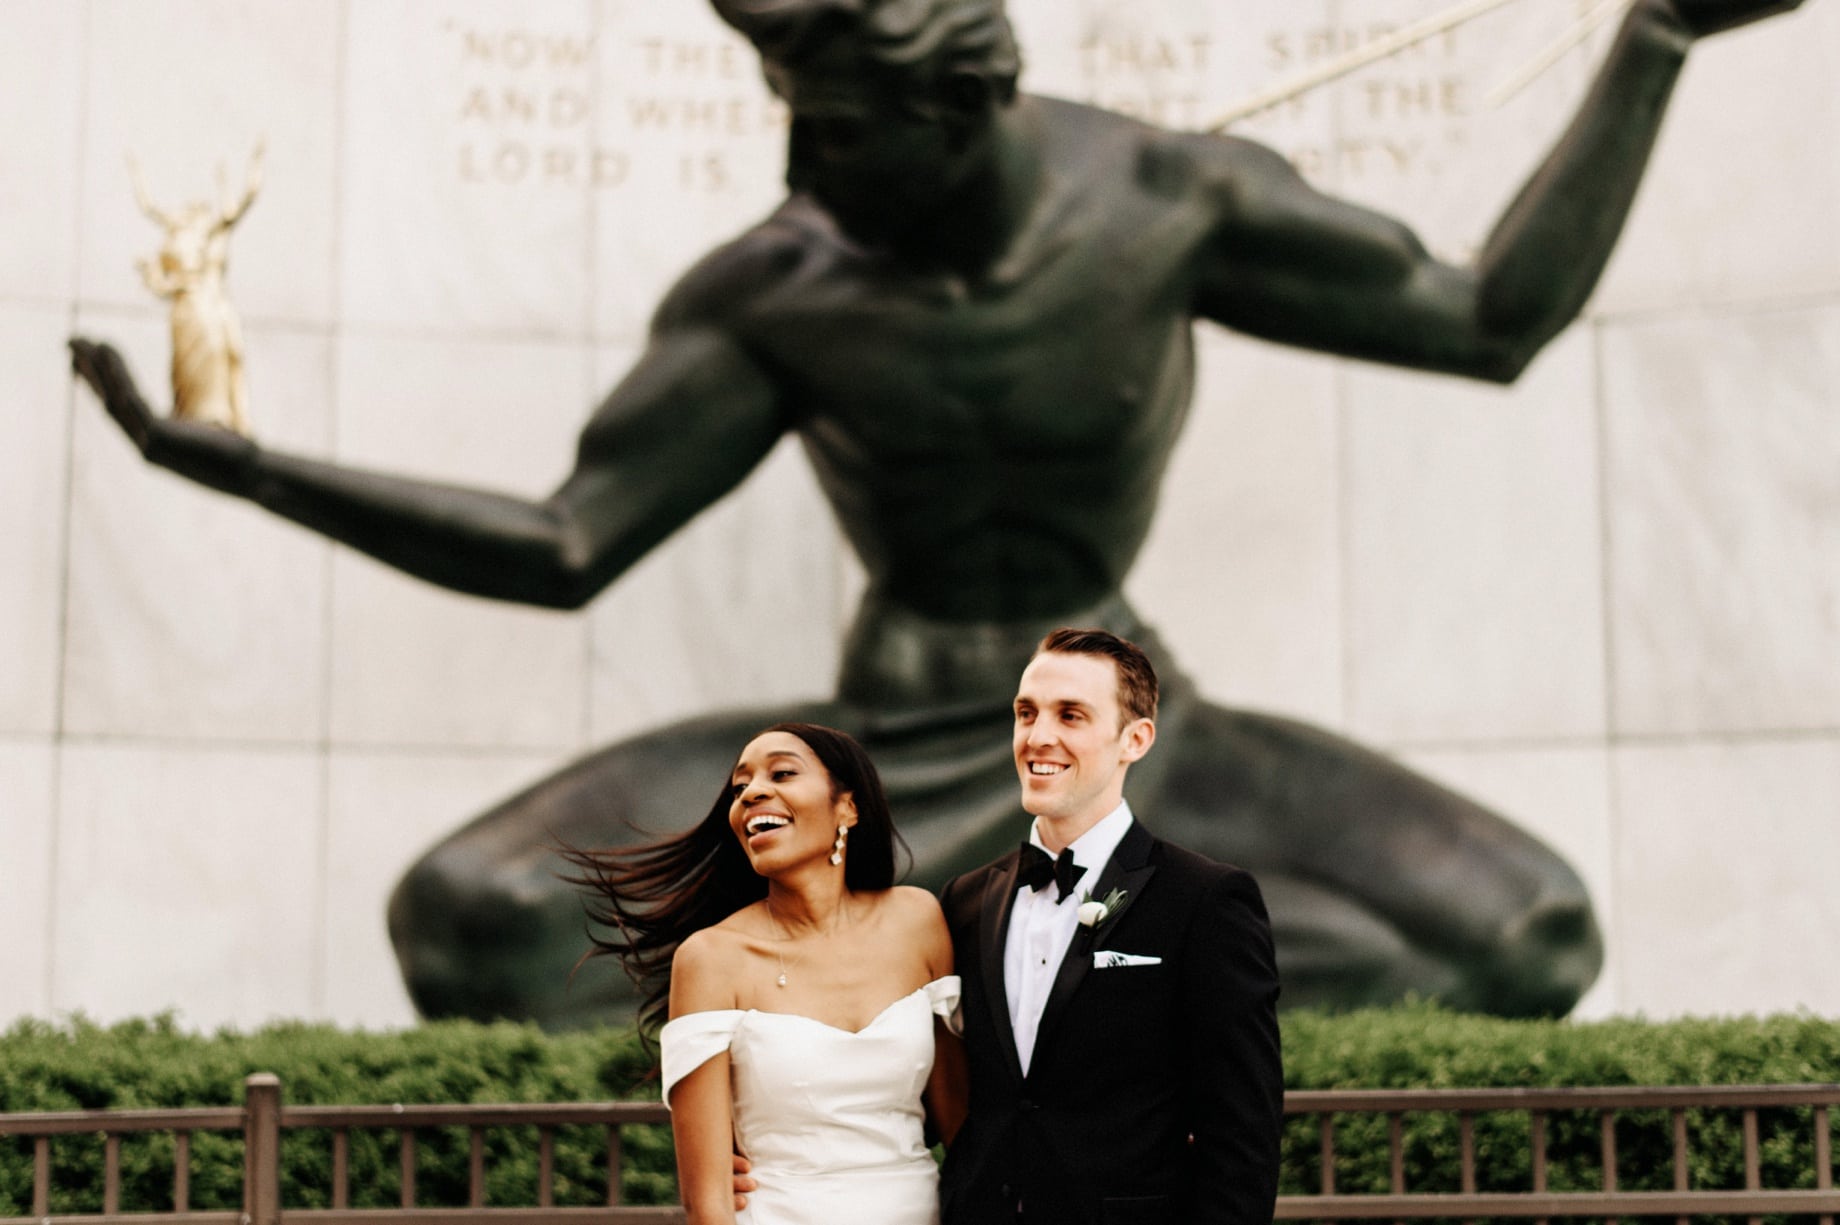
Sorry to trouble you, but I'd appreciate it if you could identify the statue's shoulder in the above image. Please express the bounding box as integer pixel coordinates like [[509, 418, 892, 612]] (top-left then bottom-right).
[[1029, 94, 1166, 173], [651, 198, 834, 332], [1028, 94, 1292, 210], [1147, 121, 1302, 211]]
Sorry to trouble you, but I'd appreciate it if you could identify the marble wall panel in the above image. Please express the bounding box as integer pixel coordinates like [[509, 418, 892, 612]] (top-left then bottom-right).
[[78, 1, 342, 325], [589, 1, 788, 341], [330, 560, 581, 749], [334, 330, 593, 488], [1130, 329, 1344, 728], [341, 0, 596, 336], [0, 740, 56, 1022], [327, 332, 595, 748], [1595, 4, 1840, 316], [585, 344, 843, 745], [1603, 305, 1840, 737], [53, 742, 323, 1027], [62, 312, 333, 742], [322, 747, 567, 1028], [1344, 328, 1607, 745], [1613, 738, 1840, 1017], [0, 305, 73, 735], [1400, 744, 1619, 1019], [0, 6, 82, 302]]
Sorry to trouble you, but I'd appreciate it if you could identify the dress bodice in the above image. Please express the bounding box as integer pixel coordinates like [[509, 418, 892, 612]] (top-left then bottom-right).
[[661, 977, 960, 1224]]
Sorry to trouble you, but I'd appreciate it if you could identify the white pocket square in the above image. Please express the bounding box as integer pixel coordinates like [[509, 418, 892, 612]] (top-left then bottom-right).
[[1092, 951, 1162, 969]]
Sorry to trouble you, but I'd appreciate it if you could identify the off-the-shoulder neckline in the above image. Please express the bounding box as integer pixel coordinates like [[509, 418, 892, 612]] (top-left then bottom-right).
[[665, 974, 958, 1038]]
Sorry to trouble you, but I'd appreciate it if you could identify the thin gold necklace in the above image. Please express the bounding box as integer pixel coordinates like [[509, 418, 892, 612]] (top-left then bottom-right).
[[764, 896, 796, 989], [764, 895, 855, 988]]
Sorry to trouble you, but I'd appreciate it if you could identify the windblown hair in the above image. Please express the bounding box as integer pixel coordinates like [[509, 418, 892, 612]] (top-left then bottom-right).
[[559, 723, 907, 1039], [1035, 627, 1160, 724], [711, 0, 1020, 103]]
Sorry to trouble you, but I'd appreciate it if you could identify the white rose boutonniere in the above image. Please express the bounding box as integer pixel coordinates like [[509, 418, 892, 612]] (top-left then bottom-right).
[[1077, 887, 1127, 929]]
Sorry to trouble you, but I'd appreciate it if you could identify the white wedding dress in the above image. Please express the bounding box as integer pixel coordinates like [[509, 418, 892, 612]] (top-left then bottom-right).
[[661, 976, 960, 1225]]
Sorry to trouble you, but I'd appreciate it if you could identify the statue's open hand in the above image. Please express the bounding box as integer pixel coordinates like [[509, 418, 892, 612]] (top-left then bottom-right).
[[69, 336, 256, 496], [1660, 0, 1805, 39], [69, 337, 161, 453]]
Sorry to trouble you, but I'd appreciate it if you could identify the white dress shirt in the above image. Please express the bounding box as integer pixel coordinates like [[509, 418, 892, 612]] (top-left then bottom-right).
[[1003, 801, 1134, 1076]]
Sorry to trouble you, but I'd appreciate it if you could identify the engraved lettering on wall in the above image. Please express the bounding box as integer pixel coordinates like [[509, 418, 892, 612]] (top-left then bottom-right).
[[1066, 15, 1543, 189], [446, 20, 787, 193]]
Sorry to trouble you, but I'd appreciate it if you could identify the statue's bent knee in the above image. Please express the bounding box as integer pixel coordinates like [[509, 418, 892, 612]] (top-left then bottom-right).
[[1468, 877, 1604, 1017], [388, 835, 581, 1023]]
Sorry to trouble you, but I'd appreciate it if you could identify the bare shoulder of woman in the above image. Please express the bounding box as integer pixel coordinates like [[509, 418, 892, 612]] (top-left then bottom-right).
[[872, 886, 953, 978], [668, 921, 752, 1017], [884, 884, 946, 921]]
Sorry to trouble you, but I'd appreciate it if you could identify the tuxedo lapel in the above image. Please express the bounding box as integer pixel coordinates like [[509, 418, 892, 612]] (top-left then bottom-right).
[[1028, 822, 1158, 1072], [978, 853, 1027, 1083]]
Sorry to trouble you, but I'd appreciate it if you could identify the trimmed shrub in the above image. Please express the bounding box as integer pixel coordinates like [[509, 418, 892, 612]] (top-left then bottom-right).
[[0, 1015, 666, 1212], [1278, 1003, 1840, 1216], [3, 1005, 1837, 1216]]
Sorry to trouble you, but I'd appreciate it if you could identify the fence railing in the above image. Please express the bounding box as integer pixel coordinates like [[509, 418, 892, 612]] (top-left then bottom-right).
[[1279, 1083, 1840, 1221], [5, 1076, 1838, 1222], [0, 1076, 678, 1225]]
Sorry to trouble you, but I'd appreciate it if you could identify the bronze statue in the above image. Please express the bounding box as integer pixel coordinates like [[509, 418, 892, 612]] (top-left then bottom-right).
[[70, 0, 1806, 1025], [127, 142, 264, 437]]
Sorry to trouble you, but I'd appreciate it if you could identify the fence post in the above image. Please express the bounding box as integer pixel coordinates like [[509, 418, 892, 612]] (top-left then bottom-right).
[[243, 1074, 282, 1225]]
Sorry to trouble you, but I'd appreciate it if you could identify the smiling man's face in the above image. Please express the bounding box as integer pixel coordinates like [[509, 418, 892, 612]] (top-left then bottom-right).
[[1012, 651, 1154, 843]]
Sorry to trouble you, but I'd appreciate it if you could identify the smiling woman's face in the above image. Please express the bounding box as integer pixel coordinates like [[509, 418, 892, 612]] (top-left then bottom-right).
[[727, 731, 856, 876]]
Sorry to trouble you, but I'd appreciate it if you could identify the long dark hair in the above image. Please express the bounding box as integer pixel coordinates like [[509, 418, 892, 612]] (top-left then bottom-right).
[[560, 723, 907, 1038]]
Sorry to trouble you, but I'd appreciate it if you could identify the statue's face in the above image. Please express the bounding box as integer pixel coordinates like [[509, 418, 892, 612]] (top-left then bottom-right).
[[769, 48, 990, 248], [158, 205, 220, 278]]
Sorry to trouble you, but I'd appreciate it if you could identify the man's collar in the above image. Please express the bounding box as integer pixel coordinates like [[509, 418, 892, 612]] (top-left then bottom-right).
[[1029, 800, 1133, 871]]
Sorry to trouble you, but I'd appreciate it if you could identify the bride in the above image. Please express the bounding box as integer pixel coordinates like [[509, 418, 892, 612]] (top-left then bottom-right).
[[566, 722, 966, 1225]]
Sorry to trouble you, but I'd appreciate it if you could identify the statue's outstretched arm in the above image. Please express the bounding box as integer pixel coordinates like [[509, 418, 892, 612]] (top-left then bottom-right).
[[1197, 0, 1804, 382], [68, 323, 785, 610]]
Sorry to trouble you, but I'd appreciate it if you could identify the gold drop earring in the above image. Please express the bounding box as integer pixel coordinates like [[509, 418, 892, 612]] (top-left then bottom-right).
[[830, 825, 848, 866]]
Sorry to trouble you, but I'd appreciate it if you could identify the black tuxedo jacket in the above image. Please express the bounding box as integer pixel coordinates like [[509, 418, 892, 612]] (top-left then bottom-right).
[[938, 821, 1282, 1225]]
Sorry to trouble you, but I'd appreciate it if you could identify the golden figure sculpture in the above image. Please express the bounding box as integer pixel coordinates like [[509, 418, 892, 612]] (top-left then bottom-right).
[[128, 141, 264, 437]]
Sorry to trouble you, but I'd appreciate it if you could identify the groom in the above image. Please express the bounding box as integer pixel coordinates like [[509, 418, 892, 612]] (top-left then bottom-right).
[[937, 628, 1283, 1225]]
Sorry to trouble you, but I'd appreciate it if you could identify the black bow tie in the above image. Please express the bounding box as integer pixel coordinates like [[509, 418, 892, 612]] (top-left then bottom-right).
[[1018, 843, 1085, 903]]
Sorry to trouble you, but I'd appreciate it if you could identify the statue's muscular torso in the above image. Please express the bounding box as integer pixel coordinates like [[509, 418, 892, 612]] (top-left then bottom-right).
[[679, 99, 1227, 623]]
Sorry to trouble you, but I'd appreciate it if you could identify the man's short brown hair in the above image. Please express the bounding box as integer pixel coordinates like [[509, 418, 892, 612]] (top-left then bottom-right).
[[1034, 627, 1158, 725]]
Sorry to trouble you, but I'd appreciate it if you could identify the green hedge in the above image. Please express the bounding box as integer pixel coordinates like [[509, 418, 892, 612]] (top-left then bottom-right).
[[3, 1005, 1837, 1216], [1280, 1005, 1840, 1211], [0, 1015, 669, 1212]]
